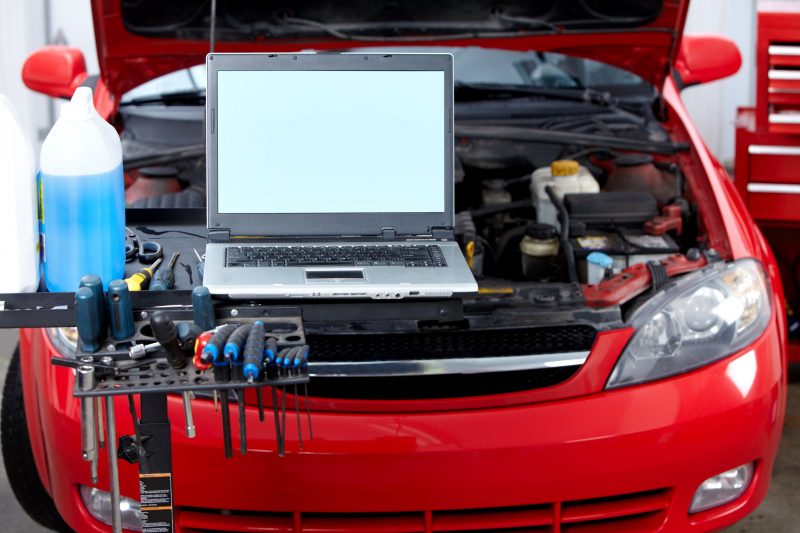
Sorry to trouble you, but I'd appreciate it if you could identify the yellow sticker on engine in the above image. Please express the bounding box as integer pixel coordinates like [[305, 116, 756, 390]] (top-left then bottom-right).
[[576, 236, 610, 250]]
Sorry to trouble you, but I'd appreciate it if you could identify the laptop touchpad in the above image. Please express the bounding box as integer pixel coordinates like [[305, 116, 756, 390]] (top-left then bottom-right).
[[304, 269, 366, 283]]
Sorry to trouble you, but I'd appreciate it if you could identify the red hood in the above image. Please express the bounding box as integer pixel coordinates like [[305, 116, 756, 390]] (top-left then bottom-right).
[[91, 0, 688, 98]]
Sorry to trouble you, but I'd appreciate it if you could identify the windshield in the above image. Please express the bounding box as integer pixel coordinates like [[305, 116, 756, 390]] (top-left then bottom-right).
[[121, 47, 649, 104]]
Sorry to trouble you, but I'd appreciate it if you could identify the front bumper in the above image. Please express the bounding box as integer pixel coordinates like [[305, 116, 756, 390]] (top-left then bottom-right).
[[19, 317, 785, 533]]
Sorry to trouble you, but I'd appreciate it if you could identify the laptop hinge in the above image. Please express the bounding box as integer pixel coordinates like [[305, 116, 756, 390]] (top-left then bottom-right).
[[208, 229, 231, 243], [381, 227, 397, 241], [430, 226, 455, 240]]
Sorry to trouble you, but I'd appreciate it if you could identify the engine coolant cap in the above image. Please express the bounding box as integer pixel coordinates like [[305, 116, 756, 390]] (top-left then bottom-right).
[[59, 87, 95, 121], [550, 159, 580, 177]]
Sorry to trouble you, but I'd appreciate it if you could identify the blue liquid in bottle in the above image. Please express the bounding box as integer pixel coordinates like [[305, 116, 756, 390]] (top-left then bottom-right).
[[41, 163, 125, 292]]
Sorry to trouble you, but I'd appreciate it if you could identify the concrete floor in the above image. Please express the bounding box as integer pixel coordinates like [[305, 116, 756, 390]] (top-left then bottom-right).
[[0, 329, 797, 532]]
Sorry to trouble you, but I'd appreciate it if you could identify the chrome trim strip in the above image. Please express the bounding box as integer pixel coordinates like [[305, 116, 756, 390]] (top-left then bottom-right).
[[309, 351, 589, 377], [747, 183, 800, 194], [769, 114, 800, 124], [769, 45, 800, 56], [768, 70, 800, 80], [748, 145, 800, 156]]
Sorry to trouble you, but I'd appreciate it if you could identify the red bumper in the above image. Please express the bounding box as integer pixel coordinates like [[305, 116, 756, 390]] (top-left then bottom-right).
[[19, 318, 785, 533]]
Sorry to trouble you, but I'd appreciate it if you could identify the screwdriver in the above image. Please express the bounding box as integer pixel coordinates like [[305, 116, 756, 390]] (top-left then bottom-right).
[[191, 286, 215, 331], [203, 323, 237, 458], [242, 322, 266, 423], [150, 252, 180, 291], [275, 347, 293, 456], [177, 322, 203, 351], [78, 275, 106, 338], [150, 312, 187, 369], [124, 257, 162, 291], [150, 312, 196, 438], [298, 345, 312, 440], [224, 324, 251, 454], [75, 287, 102, 353], [278, 347, 297, 451], [202, 323, 237, 413], [291, 349, 303, 449], [107, 280, 135, 340], [77, 365, 98, 484], [224, 324, 252, 383], [261, 338, 282, 453], [193, 330, 214, 371]]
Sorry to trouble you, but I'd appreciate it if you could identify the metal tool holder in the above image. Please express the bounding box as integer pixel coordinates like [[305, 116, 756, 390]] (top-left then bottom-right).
[[52, 313, 311, 533], [0, 208, 466, 533]]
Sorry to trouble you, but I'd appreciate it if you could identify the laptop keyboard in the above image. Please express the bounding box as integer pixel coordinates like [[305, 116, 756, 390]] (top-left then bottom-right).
[[225, 245, 447, 268]]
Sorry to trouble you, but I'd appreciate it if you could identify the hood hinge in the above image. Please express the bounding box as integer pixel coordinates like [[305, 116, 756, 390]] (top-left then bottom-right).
[[430, 226, 455, 240], [208, 228, 231, 242], [381, 227, 397, 241]]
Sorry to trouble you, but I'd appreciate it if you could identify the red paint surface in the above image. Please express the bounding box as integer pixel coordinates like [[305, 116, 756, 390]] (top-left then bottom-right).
[[16, 1, 792, 530]]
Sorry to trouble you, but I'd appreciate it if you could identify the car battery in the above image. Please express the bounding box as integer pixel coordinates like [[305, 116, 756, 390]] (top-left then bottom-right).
[[564, 191, 678, 282], [571, 229, 679, 283]]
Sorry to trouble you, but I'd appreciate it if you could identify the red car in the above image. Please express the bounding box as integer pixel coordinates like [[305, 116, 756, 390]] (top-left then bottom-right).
[[2, 1, 787, 532]]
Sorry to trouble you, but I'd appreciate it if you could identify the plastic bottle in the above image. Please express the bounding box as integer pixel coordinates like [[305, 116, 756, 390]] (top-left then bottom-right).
[[40, 87, 125, 291], [0, 94, 40, 292], [519, 222, 559, 281], [531, 159, 599, 228]]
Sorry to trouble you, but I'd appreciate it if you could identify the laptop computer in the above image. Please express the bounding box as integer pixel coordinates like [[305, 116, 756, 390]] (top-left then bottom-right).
[[203, 52, 478, 299]]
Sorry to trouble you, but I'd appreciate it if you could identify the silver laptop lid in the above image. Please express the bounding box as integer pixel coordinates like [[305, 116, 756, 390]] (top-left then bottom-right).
[[205, 53, 454, 238]]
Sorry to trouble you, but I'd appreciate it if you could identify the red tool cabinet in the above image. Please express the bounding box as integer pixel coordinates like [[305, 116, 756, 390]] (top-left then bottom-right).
[[735, 0, 800, 360]]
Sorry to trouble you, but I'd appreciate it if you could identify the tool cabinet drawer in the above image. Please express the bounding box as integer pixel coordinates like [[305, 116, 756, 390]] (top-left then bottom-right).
[[748, 145, 800, 184]]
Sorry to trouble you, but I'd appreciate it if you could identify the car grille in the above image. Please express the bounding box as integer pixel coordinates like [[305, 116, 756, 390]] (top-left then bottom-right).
[[177, 488, 671, 532], [306, 325, 597, 363], [303, 325, 597, 399]]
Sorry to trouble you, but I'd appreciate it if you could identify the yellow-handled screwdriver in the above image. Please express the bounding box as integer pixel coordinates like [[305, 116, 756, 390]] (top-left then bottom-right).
[[124, 257, 162, 291]]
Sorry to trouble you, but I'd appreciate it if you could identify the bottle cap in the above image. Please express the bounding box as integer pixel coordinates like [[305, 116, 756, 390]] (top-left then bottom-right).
[[550, 159, 580, 177], [587, 252, 614, 269], [59, 87, 94, 121], [524, 222, 558, 240]]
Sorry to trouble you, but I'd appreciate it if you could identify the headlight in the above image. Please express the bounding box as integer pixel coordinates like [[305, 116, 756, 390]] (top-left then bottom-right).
[[80, 486, 142, 531], [690, 463, 754, 513], [607, 259, 771, 389], [46, 327, 78, 356]]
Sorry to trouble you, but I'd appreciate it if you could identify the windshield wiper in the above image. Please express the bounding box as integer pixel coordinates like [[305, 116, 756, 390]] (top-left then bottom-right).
[[120, 90, 206, 107], [454, 82, 617, 107]]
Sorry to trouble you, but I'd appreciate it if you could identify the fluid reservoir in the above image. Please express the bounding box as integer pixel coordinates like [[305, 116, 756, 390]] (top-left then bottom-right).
[[0, 94, 40, 292], [606, 154, 676, 205], [40, 87, 125, 292], [531, 159, 599, 228], [520, 222, 559, 281]]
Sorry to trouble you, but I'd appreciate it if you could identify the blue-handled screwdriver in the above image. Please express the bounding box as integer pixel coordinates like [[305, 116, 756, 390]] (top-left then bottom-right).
[[291, 349, 304, 449], [202, 323, 237, 458], [224, 323, 251, 455], [299, 345, 312, 440], [242, 322, 266, 423]]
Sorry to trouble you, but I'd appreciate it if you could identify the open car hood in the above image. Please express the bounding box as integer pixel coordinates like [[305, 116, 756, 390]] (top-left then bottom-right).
[[92, 0, 688, 98]]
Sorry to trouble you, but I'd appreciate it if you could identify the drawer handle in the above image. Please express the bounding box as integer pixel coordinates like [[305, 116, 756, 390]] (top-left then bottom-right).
[[747, 183, 800, 194], [748, 145, 800, 156]]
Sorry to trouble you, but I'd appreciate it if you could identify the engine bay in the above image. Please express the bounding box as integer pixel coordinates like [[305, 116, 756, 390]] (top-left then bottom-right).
[[451, 138, 707, 300], [118, 98, 717, 314]]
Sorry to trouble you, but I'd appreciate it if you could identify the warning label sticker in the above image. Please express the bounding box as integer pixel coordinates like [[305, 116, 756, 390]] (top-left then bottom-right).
[[140, 473, 173, 533]]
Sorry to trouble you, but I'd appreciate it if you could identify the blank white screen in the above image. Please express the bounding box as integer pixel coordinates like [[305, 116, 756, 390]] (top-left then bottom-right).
[[216, 70, 445, 214]]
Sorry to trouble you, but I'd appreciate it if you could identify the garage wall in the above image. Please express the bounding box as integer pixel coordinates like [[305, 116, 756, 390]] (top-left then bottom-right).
[[681, 0, 757, 167], [0, 0, 49, 143], [0, 0, 97, 145]]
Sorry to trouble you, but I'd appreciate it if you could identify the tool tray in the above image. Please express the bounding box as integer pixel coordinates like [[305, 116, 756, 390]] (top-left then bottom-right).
[[0, 208, 464, 329], [59, 314, 309, 399]]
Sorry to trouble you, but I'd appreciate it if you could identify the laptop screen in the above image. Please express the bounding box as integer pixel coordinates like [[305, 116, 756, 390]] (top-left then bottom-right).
[[216, 70, 446, 214]]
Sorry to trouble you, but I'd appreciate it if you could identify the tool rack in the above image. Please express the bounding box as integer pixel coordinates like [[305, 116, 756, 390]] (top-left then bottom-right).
[[0, 207, 465, 533]]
